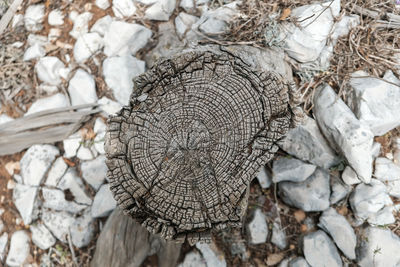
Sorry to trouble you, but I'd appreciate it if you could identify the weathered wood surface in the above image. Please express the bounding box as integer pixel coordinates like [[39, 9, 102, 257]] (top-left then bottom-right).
[[91, 209, 181, 267], [0, 104, 100, 156]]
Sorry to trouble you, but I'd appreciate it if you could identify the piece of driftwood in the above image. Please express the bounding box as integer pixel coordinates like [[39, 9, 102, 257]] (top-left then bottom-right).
[[0, 0, 24, 35], [91, 209, 181, 267], [352, 4, 400, 29], [105, 47, 302, 244], [0, 104, 100, 156]]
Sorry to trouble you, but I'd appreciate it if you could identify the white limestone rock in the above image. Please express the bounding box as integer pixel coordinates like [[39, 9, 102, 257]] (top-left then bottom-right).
[[13, 183, 38, 225], [143, 0, 176, 21], [58, 168, 92, 205], [256, 165, 272, 189], [349, 70, 400, 136], [23, 43, 45, 61], [90, 15, 113, 36], [48, 9, 64, 26], [20, 144, 60, 186], [175, 12, 199, 38], [30, 223, 56, 250], [289, 257, 310, 267], [94, 118, 106, 154], [330, 176, 351, 204], [68, 69, 98, 106], [0, 233, 8, 262], [195, 242, 226, 267], [73, 32, 104, 62], [341, 166, 361, 185], [35, 56, 66, 86], [42, 187, 87, 213], [103, 21, 152, 57], [303, 230, 342, 267], [0, 114, 13, 125], [76, 145, 97, 160], [81, 155, 107, 190], [24, 4, 45, 32], [25, 93, 69, 115], [112, 0, 136, 18], [96, 0, 110, 9], [45, 157, 68, 187], [247, 209, 268, 245], [6, 231, 30, 267], [70, 208, 95, 248], [63, 132, 81, 158], [91, 184, 117, 218], [313, 84, 374, 183], [272, 157, 316, 183], [271, 221, 287, 250], [178, 251, 206, 267], [12, 14, 24, 28], [42, 209, 74, 243], [97, 96, 122, 115], [195, 2, 239, 35], [70, 12, 93, 39], [374, 157, 400, 181]]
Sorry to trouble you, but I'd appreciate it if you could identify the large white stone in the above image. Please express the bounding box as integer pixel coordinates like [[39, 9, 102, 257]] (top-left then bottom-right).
[[42, 187, 87, 213], [178, 251, 206, 267], [20, 144, 60, 186], [25, 93, 69, 115], [195, 2, 238, 35], [103, 55, 145, 105], [58, 168, 92, 205], [30, 223, 56, 250], [112, 0, 136, 18], [271, 221, 287, 250], [6, 231, 30, 267], [70, 208, 95, 248], [313, 84, 374, 183], [35, 56, 66, 86], [272, 157, 316, 183], [90, 15, 113, 36], [374, 157, 400, 181], [73, 32, 104, 62], [13, 183, 38, 225], [303, 230, 342, 267], [0, 233, 7, 262], [45, 157, 68, 187], [98, 96, 122, 115], [280, 116, 340, 169], [24, 4, 45, 32], [175, 12, 199, 39], [76, 145, 97, 160], [48, 9, 64, 26], [330, 177, 350, 204], [195, 242, 226, 267], [96, 0, 110, 9], [91, 184, 117, 218], [63, 132, 81, 158], [68, 69, 98, 106], [70, 12, 93, 39], [94, 118, 106, 154], [0, 114, 13, 125], [23, 43, 45, 61], [144, 0, 176, 21], [103, 21, 152, 57], [247, 209, 268, 245], [256, 165, 272, 189], [42, 209, 74, 243], [341, 166, 361, 185], [81, 155, 108, 190], [349, 70, 400, 136]]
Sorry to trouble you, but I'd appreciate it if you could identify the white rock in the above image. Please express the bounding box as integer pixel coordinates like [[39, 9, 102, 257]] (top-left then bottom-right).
[[58, 168, 92, 205], [35, 56, 66, 86], [6, 231, 30, 267], [318, 208, 356, 260], [73, 32, 104, 62], [94, 118, 106, 154], [196, 242, 226, 267], [175, 12, 199, 38], [303, 230, 342, 267], [30, 223, 56, 250], [20, 144, 60, 186], [42, 187, 87, 213], [273, 157, 316, 183], [341, 166, 361, 185], [103, 55, 145, 105], [104, 21, 152, 57], [278, 168, 330, 211], [70, 208, 95, 248], [289, 257, 310, 267], [374, 157, 400, 181], [0, 114, 13, 125], [98, 96, 122, 115], [42, 209, 74, 243], [143, 0, 176, 21], [68, 69, 98, 106], [372, 142, 381, 158], [179, 0, 195, 12], [358, 227, 400, 267], [195, 2, 238, 35], [90, 15, 113, 36], [271, 221, 287, 250], [313, 84, 374, 183], [350, 70, 400, 136], [367, 205, 395, 226], [280, 116, 340, 169], [112, 0, 136, 18], [330, 177, 350, 204], [12, 14, 24, 28], [91, 184, 117, 218], [23, 43, 45, 61], [13, 183, 38, 225], [63, 132, 81, 158], [81, 155, 107, 190], [94, 117, 107, 133], [70, 12, 93, 39], [47, 27, 59, 42], [27, 33, 48, 46], [256, 165, 272, 189], [25, 93, 69, 115], [247, 209, 268, 245], [178, 251, 206, 267], [48, 9, 64, 26], [24, 4, 45, 32], [96, 0, 110, 9], [0, 233, 7, 261], [350, 179, 393, 223], [76, 145, 97, 160], [45, 157, 68, 187]]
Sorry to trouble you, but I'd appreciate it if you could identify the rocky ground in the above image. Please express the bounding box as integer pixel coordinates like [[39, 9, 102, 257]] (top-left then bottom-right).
[[0, 0, 400, 266]]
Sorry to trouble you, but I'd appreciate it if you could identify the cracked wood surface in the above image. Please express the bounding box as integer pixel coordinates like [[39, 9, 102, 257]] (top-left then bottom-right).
[[105, 48, 301, 244]]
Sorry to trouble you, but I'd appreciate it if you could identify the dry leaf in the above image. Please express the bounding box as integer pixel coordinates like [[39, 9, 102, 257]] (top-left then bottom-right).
[[63, 157, 76, 167], [279, 8, 291, 21], [294, 209, 306, 222], [300, 224, 308, 232], [266, 253, 285, 266]]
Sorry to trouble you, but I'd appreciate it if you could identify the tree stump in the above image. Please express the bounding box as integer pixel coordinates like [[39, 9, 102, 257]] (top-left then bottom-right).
[[105, 47, 301, 244]]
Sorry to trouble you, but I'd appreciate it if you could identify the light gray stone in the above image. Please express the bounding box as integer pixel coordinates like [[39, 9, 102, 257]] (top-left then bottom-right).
[[76, 145, 97, 160], [96, 0, 110, 9], [70, 12, 93, 38], [30, 222, 56, 250], [271, 221, 287, 250], [73, 32, 104, 62], [20, 144, 59, 186], [278, 168, 330, 212], [0, 233, 8, 261], [256, 165, 272, 189], [42, 187, 87, 213], [178, 251, 206, 267], [330, 176, 351, 204], [58, 168, 92, 205], [367, 206, 395, 226], [27, 33, 48, 46], [374, 157, 400, 181], [91, 184, 116, 218], [25, 93, 69, 115], [103, 55, 145, 105], [12, 14, 24, 28], [24, 4, 45, 32], [90, 15, 112, 36], [341, 166, 361, 185], [23, 43, 45, 61], [273, 157, 316, 183], [289, 257, 310, 267], [112, 0, 136, 18], [97, 96, 122, 115], [68, 69, 98, 106], [318, 208, 356, 260], [313, 84, 374, 183], [247, 209, 268, 245], [358, 227, 400, 267], [35, 56, 66, 86], [94, 118, 106, 154], [48, 9, 64, 26], [42, 209, 74, 243], [45, 157, 68, 187], [280, 116, 340, 169], [13, 183, 38, 225], [196, 242, 226, 267], [0, 114, 13, 124], [195, 2, 239, 35], [303, 230, 342, 267], [349, 70, 400, 136], [350, 179, 393, 223], [81, 155, 107, 190], [143, 0, 176, 21], [6, 231, 30, 267], [175, 12, 199, 38], [372, 142, 381, 158], [103, 21, 152, 57], [70, 208, 95, 248], [63, 132, 81, 158]]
